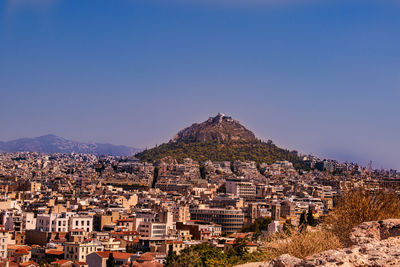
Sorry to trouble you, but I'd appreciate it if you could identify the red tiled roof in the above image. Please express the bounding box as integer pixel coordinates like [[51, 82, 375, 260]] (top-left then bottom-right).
[[95, 251, 133, 260], [225, 240, 257, 246], [14, 248, 29, 255], [8, 245, 31, 251], [246, 241, 257, 246], [137, 253, 154, 261], [19, 261, 39, 267], [74, 262, 88, 266], [46, 250, 64, 255], [51, 259, 72, 265], [111, 231, 139, 235], [229, 233, 250, 239], [133, 252, 163, 267]]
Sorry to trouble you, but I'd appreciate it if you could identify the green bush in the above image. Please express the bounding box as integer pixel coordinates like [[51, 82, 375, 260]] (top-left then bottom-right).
[[136, 140, 308, 169]]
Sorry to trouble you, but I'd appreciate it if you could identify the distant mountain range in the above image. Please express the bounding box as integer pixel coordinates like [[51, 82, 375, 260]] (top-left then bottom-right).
[[0, 134, 141, 156], [136, 113, 308, 169]]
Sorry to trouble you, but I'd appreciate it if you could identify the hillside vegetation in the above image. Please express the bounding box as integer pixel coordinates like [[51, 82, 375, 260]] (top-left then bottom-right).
[[136, 140, 307, 169]]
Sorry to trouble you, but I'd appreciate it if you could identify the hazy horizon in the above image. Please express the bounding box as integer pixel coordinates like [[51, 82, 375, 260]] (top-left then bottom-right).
[[1, 0, 400, 169]]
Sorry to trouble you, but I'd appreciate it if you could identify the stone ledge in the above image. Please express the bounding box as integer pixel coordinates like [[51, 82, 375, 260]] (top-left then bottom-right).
[[236, 219, 400, 267]]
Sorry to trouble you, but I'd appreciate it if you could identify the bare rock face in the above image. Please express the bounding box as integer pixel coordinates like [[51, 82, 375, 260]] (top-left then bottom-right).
[[349, 219, 400, 244], [171, 113, 257, 143], [238, 219, 400, 267], [268, 254, 302, 267], [300, 219, 400, 267]]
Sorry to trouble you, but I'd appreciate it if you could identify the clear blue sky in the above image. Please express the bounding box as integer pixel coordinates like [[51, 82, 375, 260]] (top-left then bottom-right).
[[1, 0, 399, 169]]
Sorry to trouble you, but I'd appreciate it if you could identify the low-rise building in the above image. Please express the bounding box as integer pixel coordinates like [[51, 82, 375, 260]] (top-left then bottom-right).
[[64, 239, 103, 262]]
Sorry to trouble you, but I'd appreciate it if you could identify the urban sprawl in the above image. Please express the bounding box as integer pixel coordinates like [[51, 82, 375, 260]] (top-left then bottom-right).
[[0, 152, 398, 267]]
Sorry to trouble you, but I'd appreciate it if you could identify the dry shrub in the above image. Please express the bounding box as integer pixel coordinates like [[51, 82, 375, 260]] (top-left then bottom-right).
[[260, 229, 340, 260], [258, 188, 400, 262], [324, 188, 400, 246]]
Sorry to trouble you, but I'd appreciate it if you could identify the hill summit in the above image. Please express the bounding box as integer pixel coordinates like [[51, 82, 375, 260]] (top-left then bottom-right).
[[136, 114, 307, 169], [171, 113, 256, 143]]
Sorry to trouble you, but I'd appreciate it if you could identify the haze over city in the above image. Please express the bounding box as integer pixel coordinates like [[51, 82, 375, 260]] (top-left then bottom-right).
[[1, 0, 400, 169]]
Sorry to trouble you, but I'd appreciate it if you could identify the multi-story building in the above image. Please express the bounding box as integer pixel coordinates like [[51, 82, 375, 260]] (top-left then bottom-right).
[[190, 205, 244, 233], [86, 251, 135, 267], [171, 205, 190, 223], [36, 213, 72, 232], [1, 211, 35, 232], [138, 222, 168, 238], [0, 226, 13, 258], [93, 211, 122, 231], [226, 178, 256, 199], [64, 239, 103, 262], [116, 218, 135, 231], [70, 215, 93, 233]]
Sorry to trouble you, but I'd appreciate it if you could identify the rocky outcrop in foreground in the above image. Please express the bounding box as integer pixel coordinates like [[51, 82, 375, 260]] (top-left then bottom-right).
[[243, 219, 400, 267]]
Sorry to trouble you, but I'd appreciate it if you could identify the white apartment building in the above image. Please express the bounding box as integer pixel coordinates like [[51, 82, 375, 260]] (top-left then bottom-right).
[[36, 213, 73, 232], [36, 214, 57, 232], [70, 215, 93, 233], [36, 212, 92, 233], [0, 211, 35, 232], [135, 210, 173, 238], [0, 226, 14, 259], [226, 179, 256, 198], [138, 222, 168, 238]]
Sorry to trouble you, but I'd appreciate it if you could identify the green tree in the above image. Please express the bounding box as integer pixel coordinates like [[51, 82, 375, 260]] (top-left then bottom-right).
[[307, 206, 317, 227], [165, 250, 179, 267], [241, 217, 271, 237], [199, 165, 207, 179], [106, 253, 116, 267], [165, 243, 227, 267], [230, 238, 249, 257], [152, 166, 159, 188], [299, 211, 306, 226]]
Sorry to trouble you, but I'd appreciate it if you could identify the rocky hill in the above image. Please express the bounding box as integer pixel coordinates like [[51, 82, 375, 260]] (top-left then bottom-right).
[[136, 114, 307, 169], [171, 113, 256, 143], [0, 134, 140, 156]]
